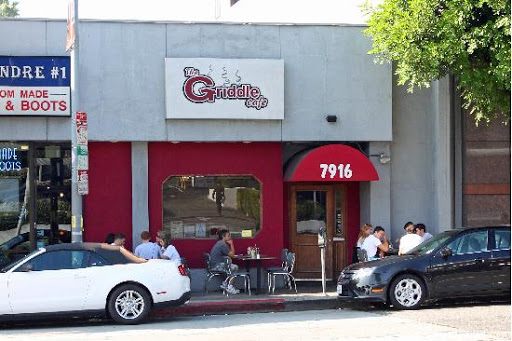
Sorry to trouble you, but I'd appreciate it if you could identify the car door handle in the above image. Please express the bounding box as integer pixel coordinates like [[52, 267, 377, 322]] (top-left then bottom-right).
[[475, 258, 484, 263]]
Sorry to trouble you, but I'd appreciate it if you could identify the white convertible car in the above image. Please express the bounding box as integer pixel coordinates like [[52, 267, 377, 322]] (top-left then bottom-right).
[[0, 243, 191, 324]]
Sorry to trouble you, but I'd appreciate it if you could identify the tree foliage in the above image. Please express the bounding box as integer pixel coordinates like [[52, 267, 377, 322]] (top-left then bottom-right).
[[363, 0, 510, 124], [0, 0, 18, 17]]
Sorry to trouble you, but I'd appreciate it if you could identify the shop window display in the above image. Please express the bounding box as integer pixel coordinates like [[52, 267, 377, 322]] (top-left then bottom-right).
[[162, 176, 261, 239]]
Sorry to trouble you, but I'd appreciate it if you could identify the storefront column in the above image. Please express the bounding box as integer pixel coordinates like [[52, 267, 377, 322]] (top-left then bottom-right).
[[360, 142, 391, 238], [131, 142, 149, 249], [432, 77, 454, 230]]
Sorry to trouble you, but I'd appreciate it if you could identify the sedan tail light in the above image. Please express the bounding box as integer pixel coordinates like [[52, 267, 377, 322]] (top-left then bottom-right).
[[178, 264, 188, 276]]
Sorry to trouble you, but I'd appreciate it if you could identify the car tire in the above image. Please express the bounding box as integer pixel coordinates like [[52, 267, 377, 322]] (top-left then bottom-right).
[[389, 274, 425, 310], [108, 284, 152, 324]]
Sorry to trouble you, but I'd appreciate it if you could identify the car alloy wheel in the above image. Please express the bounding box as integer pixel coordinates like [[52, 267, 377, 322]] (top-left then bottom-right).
[[108, 284, 151, 324], [390, 274, 425, 310]]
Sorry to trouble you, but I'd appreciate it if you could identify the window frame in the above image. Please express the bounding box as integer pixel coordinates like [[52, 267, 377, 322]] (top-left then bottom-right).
[[161, 174, 263, 239]]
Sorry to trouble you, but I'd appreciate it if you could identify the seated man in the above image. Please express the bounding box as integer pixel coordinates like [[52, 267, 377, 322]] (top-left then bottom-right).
[[361, 226, 389, 260], [210, 229, 239, 294], [134, 230, 160, 260]]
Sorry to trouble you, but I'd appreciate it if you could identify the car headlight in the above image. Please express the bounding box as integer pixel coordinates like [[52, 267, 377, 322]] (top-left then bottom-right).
[[353, 267, 376, 279]]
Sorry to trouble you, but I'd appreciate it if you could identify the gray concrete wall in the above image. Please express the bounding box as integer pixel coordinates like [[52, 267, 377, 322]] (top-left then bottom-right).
[[390, 73, 454, 238], [0, 20, 392, 142]]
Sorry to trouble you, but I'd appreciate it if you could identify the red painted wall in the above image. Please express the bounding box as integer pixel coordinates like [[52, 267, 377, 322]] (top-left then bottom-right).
[[84, 142, 133, 249], [345, 182, 360, 264], [148, 143, 283, 268]]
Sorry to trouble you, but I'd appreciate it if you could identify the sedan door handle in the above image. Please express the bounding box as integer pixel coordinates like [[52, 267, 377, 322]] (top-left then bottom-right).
[[475, 258, 484, 263]]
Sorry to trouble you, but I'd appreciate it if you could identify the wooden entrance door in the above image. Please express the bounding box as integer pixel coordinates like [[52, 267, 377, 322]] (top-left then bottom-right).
[[289, 184, 347, 280]]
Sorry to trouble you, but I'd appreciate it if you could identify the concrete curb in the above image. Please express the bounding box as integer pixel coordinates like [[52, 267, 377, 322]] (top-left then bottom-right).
[[150, 297, 341, 319]]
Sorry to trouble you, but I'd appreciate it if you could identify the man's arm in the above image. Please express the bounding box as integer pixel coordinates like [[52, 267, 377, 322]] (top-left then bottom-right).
[[226, 239, 236, 258], [377, 239, 389, 253]]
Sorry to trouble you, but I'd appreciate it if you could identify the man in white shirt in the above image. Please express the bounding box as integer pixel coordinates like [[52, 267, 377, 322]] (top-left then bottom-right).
[[361, 226, 389, 260], [415, 223, 433, 243], [134, 230, 161, 260], [399, 224, 423, 255]]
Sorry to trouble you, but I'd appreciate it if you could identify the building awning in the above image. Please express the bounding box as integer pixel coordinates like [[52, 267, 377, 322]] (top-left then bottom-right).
[[284, 144, 379, 182]]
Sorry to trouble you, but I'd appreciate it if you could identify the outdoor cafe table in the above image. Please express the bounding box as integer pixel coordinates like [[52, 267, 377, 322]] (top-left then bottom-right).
[[233, 255, 277, 295]]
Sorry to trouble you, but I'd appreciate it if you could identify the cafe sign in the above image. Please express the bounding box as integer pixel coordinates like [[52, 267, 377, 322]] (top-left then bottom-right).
[[165, 58, 284, 120], [0, 56, 70, 117]]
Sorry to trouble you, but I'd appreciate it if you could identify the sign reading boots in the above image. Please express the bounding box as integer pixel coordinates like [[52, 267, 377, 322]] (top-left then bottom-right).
[[165, 58, 284, 120]]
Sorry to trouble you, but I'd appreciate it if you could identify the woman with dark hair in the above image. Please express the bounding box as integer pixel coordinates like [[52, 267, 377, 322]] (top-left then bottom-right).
[[104, 233, 115, 244], [156, 230, 181, 261]]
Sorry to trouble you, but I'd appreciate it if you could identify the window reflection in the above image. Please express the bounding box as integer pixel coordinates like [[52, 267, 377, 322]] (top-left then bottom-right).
[[296, 190, 326, 235], [162, 176, 261, 239]]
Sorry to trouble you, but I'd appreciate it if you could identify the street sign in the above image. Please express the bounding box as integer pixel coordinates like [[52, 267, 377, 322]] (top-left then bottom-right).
[[78, 170, 88, 195], [76, 112, 88, 194]]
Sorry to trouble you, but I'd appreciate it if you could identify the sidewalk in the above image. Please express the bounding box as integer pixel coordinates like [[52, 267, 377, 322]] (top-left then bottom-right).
[[150, 283, 341, 319]]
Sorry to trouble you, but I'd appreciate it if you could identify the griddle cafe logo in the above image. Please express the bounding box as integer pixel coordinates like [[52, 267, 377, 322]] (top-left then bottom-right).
[[182, 67, 268, 110]]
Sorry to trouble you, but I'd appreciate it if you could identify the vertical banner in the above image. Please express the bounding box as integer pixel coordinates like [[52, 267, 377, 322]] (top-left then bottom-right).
[[66, 0, 75, 51], [76, 111, 88, 195]]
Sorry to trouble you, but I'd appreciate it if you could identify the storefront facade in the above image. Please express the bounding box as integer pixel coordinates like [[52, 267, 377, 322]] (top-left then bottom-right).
[[0, 19, 508, 281]]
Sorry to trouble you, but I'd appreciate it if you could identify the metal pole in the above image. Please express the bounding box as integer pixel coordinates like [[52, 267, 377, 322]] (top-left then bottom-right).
[[70, 0, 82, 243], [320, 246, 326, 295]]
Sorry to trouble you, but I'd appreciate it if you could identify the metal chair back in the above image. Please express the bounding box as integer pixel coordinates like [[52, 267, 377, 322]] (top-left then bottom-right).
[[356, 248, 368, 262]]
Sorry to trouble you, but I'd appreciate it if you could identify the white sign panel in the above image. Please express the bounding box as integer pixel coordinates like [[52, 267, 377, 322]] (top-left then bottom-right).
[[165, 58, 284, 120], [0, 57, 70, 117]]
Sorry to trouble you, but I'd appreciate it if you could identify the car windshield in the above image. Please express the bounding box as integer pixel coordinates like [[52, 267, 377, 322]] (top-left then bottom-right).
[[406, 231, 455, 255], [0, 249, 40, 273]]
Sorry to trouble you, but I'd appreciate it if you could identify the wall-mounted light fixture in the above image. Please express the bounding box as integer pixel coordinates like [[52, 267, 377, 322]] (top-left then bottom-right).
[[370, 153, 391, 164], [326, 115, 337, 123]]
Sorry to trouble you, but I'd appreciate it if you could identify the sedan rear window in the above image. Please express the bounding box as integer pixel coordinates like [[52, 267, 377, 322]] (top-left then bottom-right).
[[494, 229, 511, 250]]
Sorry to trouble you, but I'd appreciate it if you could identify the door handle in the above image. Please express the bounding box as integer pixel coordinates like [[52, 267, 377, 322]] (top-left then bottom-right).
[[475, 258, 484, 263]]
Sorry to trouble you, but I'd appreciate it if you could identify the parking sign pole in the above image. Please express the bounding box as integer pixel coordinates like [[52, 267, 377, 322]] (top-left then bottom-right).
[[70, 0, 82, 243]]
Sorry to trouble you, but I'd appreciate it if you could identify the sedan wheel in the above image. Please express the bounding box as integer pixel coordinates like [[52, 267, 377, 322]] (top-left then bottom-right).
[[108, 284, 151, 324], [389, 274, 425, 310]]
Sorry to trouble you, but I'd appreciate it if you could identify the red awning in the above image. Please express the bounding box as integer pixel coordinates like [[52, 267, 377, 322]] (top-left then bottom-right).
[[284, 144, 379, 182]]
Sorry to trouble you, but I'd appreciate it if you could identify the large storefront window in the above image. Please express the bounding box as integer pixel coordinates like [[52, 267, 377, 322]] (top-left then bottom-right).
[[0, 143, 31, 267], [0, 143, 30, 244], [0, 143, 71, 269], [162, 176, 261, 239]]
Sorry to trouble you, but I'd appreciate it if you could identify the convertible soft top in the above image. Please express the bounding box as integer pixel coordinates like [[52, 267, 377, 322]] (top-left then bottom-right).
[[45, 243, 137, 265]]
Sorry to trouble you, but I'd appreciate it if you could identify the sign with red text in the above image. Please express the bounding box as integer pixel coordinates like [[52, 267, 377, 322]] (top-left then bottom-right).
[[75, 112, 88, 172], [78, 170, 89, 195], [165, 58, 284, 120], [0, 57, 70, 117]]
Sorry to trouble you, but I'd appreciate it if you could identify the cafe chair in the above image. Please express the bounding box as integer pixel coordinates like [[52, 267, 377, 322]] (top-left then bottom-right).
[[203, 253, 228, 294], [268, 252, 297, 294], [224, 256, 251, 296], [356, 248, 369, 262], [266, 248, 288, 290]]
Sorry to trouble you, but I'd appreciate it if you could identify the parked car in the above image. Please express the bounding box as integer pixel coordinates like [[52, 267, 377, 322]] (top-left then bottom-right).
[[337, 226, 511, 309], [0, 243, 191, 324], [0, 229, 71, 268]]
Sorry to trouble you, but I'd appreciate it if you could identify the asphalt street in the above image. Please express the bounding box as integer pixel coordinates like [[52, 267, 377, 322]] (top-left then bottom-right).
[[0, 302, 509, 341]]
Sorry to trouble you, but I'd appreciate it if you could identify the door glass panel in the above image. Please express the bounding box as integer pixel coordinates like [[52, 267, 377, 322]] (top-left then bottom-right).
[[295, 190, 326, 235], [35, 145, 71, 247]]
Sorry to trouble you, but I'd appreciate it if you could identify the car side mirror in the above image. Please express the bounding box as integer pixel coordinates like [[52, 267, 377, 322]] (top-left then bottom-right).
[[18, 263, 33, 272], [440, 248, 452, 259]]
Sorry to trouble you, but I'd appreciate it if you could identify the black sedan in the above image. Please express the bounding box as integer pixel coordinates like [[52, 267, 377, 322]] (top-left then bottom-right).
[[337, 226, 511, 309]]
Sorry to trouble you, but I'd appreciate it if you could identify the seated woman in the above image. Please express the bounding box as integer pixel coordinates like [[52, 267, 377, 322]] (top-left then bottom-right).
[[156, 230, 181, 261]]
